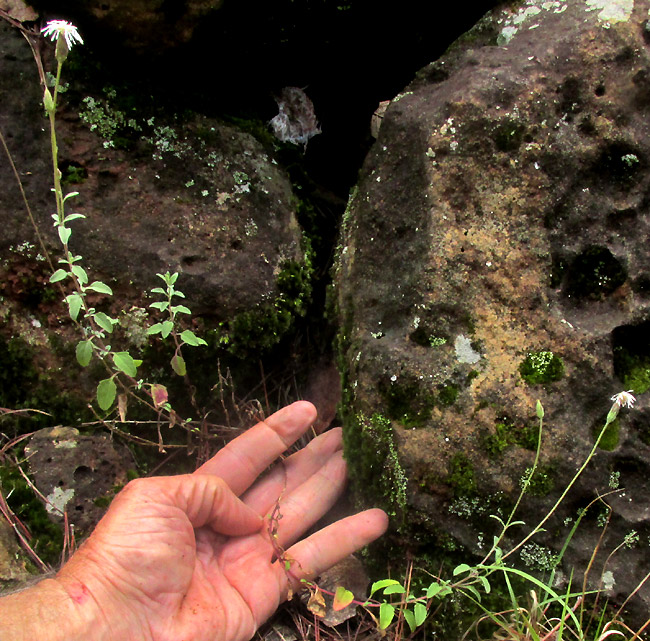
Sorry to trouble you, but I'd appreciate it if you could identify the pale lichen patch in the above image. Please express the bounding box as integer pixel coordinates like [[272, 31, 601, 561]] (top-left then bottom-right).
[[585, 0, 633, 24], [45, 486, 75, 515]]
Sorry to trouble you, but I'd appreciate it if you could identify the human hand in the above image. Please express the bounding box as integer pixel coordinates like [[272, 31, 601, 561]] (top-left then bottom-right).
[[39, 401, 387, 641]]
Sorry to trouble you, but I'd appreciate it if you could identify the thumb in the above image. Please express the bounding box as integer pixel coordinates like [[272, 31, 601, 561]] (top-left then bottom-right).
[[163, 474, 263, 536]]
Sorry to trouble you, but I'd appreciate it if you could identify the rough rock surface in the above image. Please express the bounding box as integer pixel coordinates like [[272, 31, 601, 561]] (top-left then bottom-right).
[[336, 0, 650, 624], [0, 20, 306, 319], [25, 426, 134, 535], [31, 0, 224, 54]]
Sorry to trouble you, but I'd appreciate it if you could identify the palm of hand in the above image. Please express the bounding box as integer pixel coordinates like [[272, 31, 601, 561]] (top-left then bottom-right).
[[89, 498, 281, 641], [64, 403, 387, 641]]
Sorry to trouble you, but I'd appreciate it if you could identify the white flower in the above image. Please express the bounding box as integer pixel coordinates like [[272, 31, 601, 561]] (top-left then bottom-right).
[[611, 390, 636, 409], [41, 20, 84, 49]]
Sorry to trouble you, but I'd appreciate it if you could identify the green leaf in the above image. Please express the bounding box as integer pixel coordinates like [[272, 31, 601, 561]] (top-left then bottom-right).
[[49, 269, 68, 283], [171, 304, 191, 316], [147, 323, 163, 335], [414, 602, 427, 627], [70, 264, 88, 285], [93, 312, 115, 334], [62, 191, 79, 203], [150, 301, 169, 311], [403, 609, 416, 632], [169, 272, 179, 285], [113, 352, 137, 377], [171, 354, 186, 376], [158, 321, 173, 338], [86, 281, 113, 295], [97, 378, 116, 410], [76, 340, 93, 367], [65, 293, 83, 320], [478, 576, 491, 594], [172, 290, 185, 298], [58, 226, 71, 244], [180, 329, 207, 347], [150, 287, 166, 295], [370, 579, 402, 597], [383, 584, 406, 595], [453, 564, 472, 576], [494, 547, 503, 564], [63, 213, 85, 223], [379, 603, 395, 630], [426, 582, 447, 599], [332, 586, 354, 611]]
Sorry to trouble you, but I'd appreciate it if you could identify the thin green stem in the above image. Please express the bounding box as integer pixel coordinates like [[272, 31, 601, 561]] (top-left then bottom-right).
[[502, 415, 616, 563], [480, 411, 544, 565]]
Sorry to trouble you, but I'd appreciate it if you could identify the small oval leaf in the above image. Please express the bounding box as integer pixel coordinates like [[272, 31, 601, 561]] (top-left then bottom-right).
[[370, 579, 402, 597], [66, 293, 83, 320], [180, 329, 207, 347], [414, 602, 428, 627], [383, 584, 406, 595], [97, 378, 116, 410], [151, 384, 168, 408], [49, 269, 68, 283], [403, 609, 416, 633], [76, 340, 93, 367], [58, 225, 71, 245], [113, 351, 137, 377], [86, 281, 113, 295], [171, 354, 186, 376], [93, 311, 115, 334], [161, 320, 174, 338], [70, 264, 88, 285], [379, 603, 395, 630], [171, 304, 191, 316]]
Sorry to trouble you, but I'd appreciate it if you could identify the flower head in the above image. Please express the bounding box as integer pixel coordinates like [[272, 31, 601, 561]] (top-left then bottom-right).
[[41, 20, 83, 50], [611, 390, 636, 409]]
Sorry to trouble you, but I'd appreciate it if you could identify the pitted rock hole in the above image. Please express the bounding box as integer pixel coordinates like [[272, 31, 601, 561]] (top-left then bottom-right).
[[73, 465, 93, 483], [591, 142, 645, 190], [564, 245, 627, 300], [612, 320, 650, 395]]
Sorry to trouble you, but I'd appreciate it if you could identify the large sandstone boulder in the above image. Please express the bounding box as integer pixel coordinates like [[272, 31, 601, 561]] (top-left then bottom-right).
[[335, 0, 650, 624], [0, 20, 308, 321]]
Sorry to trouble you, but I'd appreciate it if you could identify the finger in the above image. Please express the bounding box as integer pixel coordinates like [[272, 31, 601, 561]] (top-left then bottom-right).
[[194, 401, 318, 495], [280, 509, 389, 590], [158, 474, 263, 536], [242, 427, 343, 514], [268, 450, 348, 549]]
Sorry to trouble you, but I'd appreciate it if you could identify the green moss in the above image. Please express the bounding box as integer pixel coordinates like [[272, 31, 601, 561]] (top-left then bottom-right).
[[565, 246, 627, 300], [0, 463, 63, 566], [342, 412, 407, 517], [437, 383, 459, 407], [0, 336, 88, 436], [482, 422, 514, 458], [519, 351, 565, 385], [482, 418, 539, 458], [221, 245, 314, 357], [447, 453, 476, 497], [613, 346, 650, 394], [379, 377, 436, 427], [523, 463, 556, 497], [493, 119, 526, 153], [60, 162, 88, 185]]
